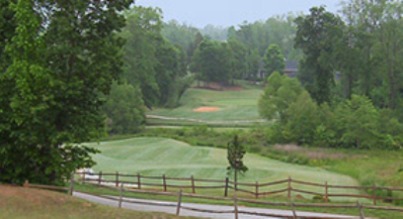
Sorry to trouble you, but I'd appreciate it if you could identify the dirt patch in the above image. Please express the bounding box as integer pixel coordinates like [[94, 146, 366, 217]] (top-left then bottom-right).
[[273, 144, 346, 160], [194, 82, 243, 91], [0, 185, 70, 206], [193, 106, 220, 112]]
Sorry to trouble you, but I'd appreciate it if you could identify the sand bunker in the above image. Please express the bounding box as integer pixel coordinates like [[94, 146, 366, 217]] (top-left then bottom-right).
[[193, 106, 220, 112]]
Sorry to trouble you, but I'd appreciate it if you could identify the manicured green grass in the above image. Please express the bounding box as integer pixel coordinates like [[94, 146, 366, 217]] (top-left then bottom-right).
[[147, 87, 266, 126], [327, 149, 403, 187], [87, 137, 363, 202]]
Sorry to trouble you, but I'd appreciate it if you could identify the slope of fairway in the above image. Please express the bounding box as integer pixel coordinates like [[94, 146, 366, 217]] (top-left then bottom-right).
[[147, 88, 264, 125], [88, 137, 362, 201]]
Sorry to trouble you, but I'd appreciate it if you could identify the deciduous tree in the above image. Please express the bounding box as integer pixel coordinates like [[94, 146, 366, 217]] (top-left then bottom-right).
[[227, 135, 248, 190], [0, 0, 131, 185], [295, 6, 344, 104], [263, 44, 285, 77], [103, 82, 145, 134], [258, 72, 303, 122]]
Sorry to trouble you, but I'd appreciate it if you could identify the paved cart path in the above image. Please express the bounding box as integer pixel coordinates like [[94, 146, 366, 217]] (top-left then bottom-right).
[[74, 191, 357, 219]]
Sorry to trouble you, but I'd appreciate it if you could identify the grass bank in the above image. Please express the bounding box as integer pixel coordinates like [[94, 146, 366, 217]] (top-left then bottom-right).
[[0, 185, 196, 219]]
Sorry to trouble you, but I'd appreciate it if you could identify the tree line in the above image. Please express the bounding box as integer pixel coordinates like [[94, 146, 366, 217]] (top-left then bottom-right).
[[257, 1, 403, 150]]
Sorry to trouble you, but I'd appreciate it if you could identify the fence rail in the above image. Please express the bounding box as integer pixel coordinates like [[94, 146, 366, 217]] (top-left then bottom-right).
[[74, 182, 403, 219], [77, 171, 403, 206], [22, 176, 402, 219]]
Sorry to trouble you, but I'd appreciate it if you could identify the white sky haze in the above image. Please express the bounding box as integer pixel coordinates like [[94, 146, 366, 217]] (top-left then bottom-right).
[[137, 0, 342, 27]]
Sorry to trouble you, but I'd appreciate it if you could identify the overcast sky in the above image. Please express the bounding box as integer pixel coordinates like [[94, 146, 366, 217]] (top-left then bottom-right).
[[136, 0, 343, 28]]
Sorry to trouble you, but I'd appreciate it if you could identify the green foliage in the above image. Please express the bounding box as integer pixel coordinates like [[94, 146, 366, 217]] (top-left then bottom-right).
[[0, 0, 131, 185], [244, 48, 261, 81], [258, 72, 403, 149], [0, 0, 16, 72], [227, 38, 248, 81], [227, 135, 248, 189], [161, 20, 200, 65], [258, 72, 303, 121], [227, 135, 248, 174], [228, 15, 301, 61], [122, 6, 162, 108], [154, 39, 190, 107], [333, 95, 380, 148], [263, 44, 285, 76], [377, 109, 403, 149], [282, 91, 319, 144], [123, 7, 191, 108], [103, 82, 145, 134], [295, 6, 344, 104], [190, 39, 232, 84], [333, 0, 403, 110]]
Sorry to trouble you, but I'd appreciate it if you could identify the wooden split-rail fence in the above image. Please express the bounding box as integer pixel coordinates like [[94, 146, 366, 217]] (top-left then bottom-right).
[[78, 171, 403, 206], [73, 180, 403, 219], [21, 173, 403, 219]]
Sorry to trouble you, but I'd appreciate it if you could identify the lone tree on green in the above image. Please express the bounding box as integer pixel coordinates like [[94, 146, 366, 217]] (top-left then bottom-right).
[[227, 135, 248, 190]]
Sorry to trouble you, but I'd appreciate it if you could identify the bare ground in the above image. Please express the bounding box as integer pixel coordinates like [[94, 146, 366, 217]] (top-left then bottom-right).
[[272, 144, 346, 160]]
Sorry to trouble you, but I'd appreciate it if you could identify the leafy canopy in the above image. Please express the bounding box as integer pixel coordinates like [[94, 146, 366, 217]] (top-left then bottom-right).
[[263, 44, 285, 76], [227, 135, 248, 174], [0, 0, 131, 185]]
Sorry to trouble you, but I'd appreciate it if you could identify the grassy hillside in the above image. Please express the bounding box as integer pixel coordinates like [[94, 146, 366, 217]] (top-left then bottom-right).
[[0, 185, 195, 219], [147, 87, 266, 126], [88, 137, 363, 201]]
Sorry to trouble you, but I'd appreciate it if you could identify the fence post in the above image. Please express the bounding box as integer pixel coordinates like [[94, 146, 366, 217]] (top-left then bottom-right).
[[372, 185, 377, 205], [291, 202, 297, 219], [98, 171, 102, 185], [176, 189, 183, 216], [163, 174, 167, 192], [137, 173, 141, 189], [191, 175, 196, 194], [82, 170, 86, 184], [255, 181, 259, 199], [118, 183, 124, 208], [324, 181, 328, 203], [69, 172, 74, 196], [288, 176, 292, 200], [115, 171, 119, 187], [357, 201, 365, 219], [224, 177, 229, 197], [233, 192, 239, 219]]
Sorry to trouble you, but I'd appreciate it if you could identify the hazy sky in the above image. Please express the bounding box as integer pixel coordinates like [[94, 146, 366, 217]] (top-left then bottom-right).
[[136, 0, 342, 28]]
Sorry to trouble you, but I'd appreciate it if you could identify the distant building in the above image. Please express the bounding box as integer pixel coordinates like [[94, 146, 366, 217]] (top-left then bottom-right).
[[284, 60, 298, 78], [256, 60, 299, 80]]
